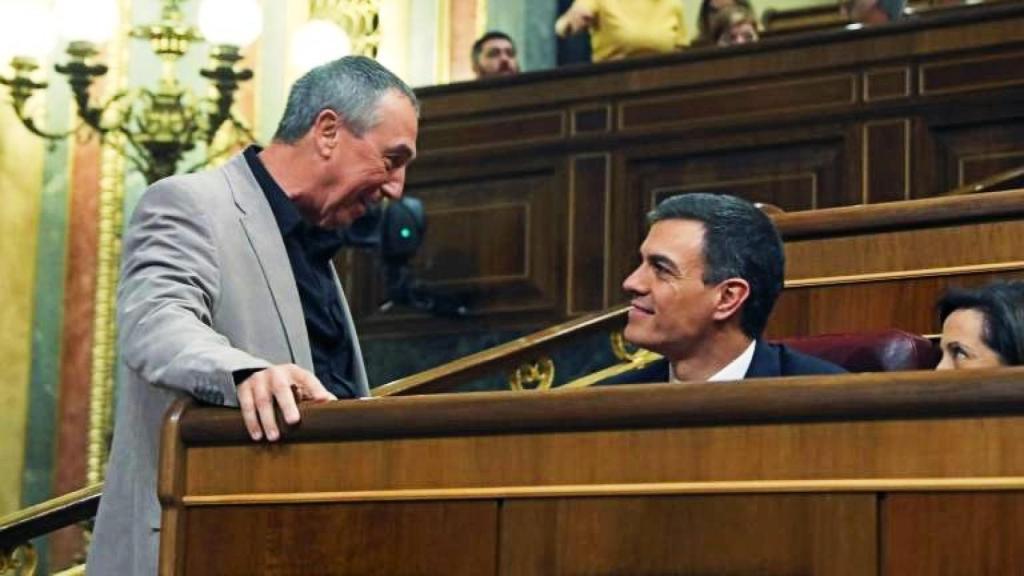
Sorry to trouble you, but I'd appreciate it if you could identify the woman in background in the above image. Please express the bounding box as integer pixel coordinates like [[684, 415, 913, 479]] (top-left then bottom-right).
[[693, 0, 756, 46], [710, 5, 760, 46], [935, 281, 1024, 370]]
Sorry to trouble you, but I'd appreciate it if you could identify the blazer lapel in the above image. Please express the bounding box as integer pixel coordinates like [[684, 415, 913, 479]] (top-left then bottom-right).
[[223, 154, 314, 370]]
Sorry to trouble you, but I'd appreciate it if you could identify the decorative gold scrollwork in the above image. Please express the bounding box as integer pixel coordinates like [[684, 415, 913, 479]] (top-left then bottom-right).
[[310, 0, 381, 58], [0, 543, 38, 576], [611, 330, 652, 363], [508, 357, 555, 391]]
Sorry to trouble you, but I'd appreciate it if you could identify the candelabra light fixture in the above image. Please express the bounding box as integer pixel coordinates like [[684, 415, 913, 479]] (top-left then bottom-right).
[[0, 0, 262, 184]]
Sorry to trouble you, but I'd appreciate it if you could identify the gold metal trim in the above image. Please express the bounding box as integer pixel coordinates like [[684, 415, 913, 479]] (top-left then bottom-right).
[[920, 50, 1024, 97], [181, 476, 1024, 506], [0, 543, 38, 575], [87, 0, 131, 488], [310, 0, 382, 57], [560, 332, 661, 389], [618, 74, 857, 132], [785, 261, 1024, 289], [508, 357, 555, 391]]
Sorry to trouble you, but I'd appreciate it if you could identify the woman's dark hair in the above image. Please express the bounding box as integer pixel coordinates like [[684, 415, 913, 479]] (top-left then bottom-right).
[[937, 281, 1024, 365]]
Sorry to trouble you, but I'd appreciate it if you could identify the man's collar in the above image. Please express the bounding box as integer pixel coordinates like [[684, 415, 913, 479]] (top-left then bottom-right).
[[243, 144, 303, 236], [670, 339, 758, 383]]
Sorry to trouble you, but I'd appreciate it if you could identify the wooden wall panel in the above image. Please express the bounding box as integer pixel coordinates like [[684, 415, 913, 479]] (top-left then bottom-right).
[[930, 121, 1024, 192], [183, 501, 498, 575], [619, 74, 857, 131], [500, 495, 876, 576], [768, 270, 1024, 338], [883, 492, 1024, 575], [348, 4, 1024, 336], [419, 111, 566, 154], [568, 155, 610, 314], [864, 119, 911, 203], [864, 67, 912, 102], [349, 163, 567, 333], [784, 219, 1024, 280], [631, 140, 844, 212], [920, 50, 1024, 96], [184, 415, 1024, 495]]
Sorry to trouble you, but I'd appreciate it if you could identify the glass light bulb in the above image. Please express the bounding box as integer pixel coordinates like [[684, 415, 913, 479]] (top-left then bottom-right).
[[291, 19, 351, 74], [0, 1, 57, 62], [54, 0, 119, 44], [198, 0, 263, 47]]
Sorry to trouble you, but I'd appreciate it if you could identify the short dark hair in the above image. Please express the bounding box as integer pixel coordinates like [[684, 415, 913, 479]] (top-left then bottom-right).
[[472, 31, 515, 63], [648, 193, 784, 339], [937, 281, 1024, 365]]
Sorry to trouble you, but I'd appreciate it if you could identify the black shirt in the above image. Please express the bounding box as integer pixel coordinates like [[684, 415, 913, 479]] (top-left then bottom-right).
[[242, 145, 357, 398]]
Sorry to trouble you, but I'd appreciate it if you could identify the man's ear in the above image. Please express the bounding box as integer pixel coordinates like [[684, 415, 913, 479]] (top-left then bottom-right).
[[712, 278, 751, 323], [312, 109, 341, 157]]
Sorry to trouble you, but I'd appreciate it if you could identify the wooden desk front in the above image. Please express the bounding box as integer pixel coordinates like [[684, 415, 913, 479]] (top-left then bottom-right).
[[160, 369, 1024, 574]]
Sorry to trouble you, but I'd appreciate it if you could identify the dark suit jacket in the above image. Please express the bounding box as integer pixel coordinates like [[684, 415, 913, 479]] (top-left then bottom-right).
[[608, 340, 847, 385]]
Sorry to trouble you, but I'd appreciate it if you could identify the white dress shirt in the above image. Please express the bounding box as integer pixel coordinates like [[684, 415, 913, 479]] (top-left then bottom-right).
[[670, 339, 757, 383]]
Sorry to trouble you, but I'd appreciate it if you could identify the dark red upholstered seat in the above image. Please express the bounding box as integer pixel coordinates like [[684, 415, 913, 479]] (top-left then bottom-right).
[[775, 330, 940, 372]]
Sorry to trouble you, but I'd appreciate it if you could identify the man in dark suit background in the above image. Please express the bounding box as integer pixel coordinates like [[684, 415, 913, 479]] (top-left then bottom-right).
[[617, 193, 844, 383]]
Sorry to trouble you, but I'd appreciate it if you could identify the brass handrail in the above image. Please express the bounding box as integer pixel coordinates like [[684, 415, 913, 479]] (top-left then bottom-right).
[[943, 165, 1024, 197], [372, 306, 630, 397], [0, 484, 101, 553]]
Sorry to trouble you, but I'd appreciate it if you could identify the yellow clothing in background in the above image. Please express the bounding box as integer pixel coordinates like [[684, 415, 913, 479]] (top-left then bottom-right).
[[577, 0, 688, 61]]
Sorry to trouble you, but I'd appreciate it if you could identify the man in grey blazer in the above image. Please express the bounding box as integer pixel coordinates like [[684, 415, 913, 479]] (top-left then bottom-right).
[[87, 56, 418, 575]]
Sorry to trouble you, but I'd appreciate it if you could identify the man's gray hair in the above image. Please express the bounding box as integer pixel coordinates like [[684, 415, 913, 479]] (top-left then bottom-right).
[[273, 55, 419, 142]]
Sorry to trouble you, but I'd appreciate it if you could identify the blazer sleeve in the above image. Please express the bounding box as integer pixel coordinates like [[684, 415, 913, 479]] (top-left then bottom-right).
[[117, 177, 270, 407]]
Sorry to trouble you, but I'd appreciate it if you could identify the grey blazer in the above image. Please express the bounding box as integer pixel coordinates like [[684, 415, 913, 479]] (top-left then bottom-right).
[[87, 153, 369, 575]]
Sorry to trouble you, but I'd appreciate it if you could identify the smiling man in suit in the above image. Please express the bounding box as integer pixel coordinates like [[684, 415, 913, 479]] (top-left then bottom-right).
[[88, 55, 418, 575], [618, 193, 845, 383]]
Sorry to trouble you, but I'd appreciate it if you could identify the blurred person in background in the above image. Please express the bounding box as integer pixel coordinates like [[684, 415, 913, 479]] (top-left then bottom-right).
[[842, 0, 906, 25], [710, 5, 760, 46], [472, 31, 520, 79], [555, 0, 687, 62], [694, 0, 756, 46]]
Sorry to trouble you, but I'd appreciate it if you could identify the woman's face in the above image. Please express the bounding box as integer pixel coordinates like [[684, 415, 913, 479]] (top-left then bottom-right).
[[936, 308, 1006, 370]]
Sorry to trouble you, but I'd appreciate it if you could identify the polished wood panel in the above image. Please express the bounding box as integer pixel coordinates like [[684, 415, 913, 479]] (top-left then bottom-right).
[[864, 119, 911, 203], [419, 111, 565, 153], [769, 270, 1024, 337], [419, 203, 528, 284], [184, 501, 498, 575], [571, 105, 611, 135], [161, 371, 1024, 575], [568, 154, 609, 314], [619, 74, 856, 131], [920, 50, 1024, 96], [785, 220, 1024, 279], [864, 67, 912, 102], [500, 495, 876, 576], [884, 492, 1024, 575]]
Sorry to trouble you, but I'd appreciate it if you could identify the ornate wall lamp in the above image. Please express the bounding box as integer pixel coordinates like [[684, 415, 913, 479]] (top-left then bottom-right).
[[0, 0, 261, 184]]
